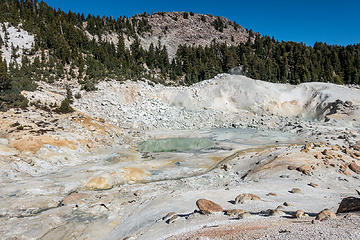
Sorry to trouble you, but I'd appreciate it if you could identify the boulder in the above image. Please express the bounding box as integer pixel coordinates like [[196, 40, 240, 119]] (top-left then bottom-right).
[[234, 193, 261, 204], [315, 209, 336, 221], [337, 197, 360, 213], [196, 199, 223, 214]]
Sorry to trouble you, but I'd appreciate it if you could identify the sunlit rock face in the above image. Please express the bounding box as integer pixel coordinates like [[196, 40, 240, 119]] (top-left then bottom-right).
[[138, 137, 214, 153]]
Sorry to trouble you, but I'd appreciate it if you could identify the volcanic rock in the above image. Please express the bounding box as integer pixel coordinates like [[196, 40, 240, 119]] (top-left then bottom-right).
[[337, 197, 360, 213], [196, 199, 223, 214]]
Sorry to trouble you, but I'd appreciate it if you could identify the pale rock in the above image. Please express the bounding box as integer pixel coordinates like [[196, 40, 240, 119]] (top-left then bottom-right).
[[315, 209, 336, 221], [234, 193, 261, 204], [196, 199, 223, 214]]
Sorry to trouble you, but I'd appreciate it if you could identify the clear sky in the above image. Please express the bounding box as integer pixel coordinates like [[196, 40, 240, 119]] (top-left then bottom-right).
[[44, 0, 359, 46]]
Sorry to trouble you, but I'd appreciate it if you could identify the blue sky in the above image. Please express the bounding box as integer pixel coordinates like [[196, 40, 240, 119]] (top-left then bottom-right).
[[45, 0, 359, 46]]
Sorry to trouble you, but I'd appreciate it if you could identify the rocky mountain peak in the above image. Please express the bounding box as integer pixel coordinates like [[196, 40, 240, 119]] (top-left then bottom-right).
[[134, 11, 250, 57]]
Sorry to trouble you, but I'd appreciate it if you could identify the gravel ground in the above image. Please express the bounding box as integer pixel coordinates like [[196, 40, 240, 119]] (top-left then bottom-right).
[[169, 213, 360, 240]]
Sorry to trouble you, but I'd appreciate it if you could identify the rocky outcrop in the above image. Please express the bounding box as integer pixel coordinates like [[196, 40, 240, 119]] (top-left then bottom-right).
[[134, 12, 249, 58]]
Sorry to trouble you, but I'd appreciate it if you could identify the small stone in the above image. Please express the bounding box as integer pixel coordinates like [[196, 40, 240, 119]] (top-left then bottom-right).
[[234, 193, 261, 204], [308, 182, 318, 188], [296, 164, 312, 175], [283, 202, 292, 207], [162, 212, 177, 221], [287, 165, 297, 170], [266, 192, 277, 197], [349, 162, 360, 174], [134, 190, 142, 196], [167, 215, 179, 224], [315, 209, 336, 221], [343, 169, 352, 176], [221, 163, 231, 171], [314, 152, 323, 159], [292, 210, 306, 219], [276, 205, 285, 209], [196, 199, 223, 214], [322, 149, 334, 157], [238, 212, 251, 219], [289, 188, 302, 193], [224, 209, 244, 217]]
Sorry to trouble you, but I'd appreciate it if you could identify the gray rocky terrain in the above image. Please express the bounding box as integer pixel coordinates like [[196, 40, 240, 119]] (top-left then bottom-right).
[[0, 74, 360, 239]]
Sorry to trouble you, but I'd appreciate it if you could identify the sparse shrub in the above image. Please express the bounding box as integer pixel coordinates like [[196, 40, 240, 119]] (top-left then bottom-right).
[[66, 87, 73, 103], [55, 98, 74, 113], [81, 80, 97, 91], [212, 17, 224, 32]]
